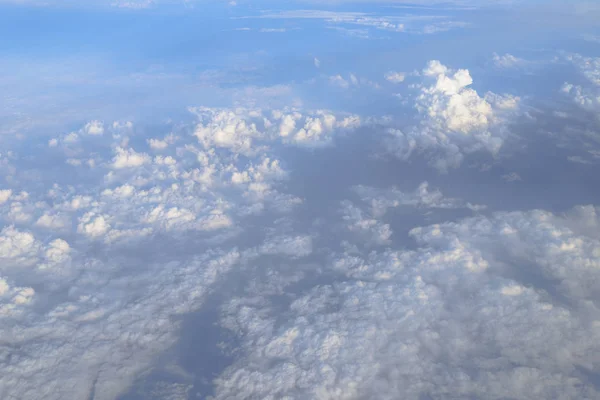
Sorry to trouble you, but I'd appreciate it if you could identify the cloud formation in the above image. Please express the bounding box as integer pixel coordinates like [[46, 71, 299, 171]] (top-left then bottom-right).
[[563, 54, 600, 114], [386, 60, 520, 171], [214, 204, 600, 400], [0, 104, 357, 399]]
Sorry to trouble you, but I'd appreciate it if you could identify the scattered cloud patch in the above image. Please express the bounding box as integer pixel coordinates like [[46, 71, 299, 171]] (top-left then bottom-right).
[[385, 71, 406, 83], [386, 60, 520, 171]]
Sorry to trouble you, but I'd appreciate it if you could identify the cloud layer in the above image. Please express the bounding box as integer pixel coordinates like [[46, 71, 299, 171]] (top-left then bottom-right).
[[214, 204, 600, 400]]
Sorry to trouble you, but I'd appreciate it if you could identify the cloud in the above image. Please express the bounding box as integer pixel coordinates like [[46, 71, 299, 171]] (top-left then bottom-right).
[[328, 73, 380, 90], [111, 147, 151, 169], [84, 120, 105, 135], [0, 98, 369, 398], [191, 107, 360, 150], [329, 74, 351, 89], [354, 182, 485, 217], [341, 200, 393, 245], [493, 52, 526, 68], [258, 28, 287, 33], [502, 172, 522, 182], [386, 60, 520, 171], [77, 213, 111, 238], [385, 71, 406, 83], [562, 54, 600, 113], [0, 190, 12, 205], [245, 10, 468, 35], [214, 204, 600, 400]]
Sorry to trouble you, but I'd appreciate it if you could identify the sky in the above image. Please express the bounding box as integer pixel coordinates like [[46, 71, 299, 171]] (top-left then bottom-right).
[[1, 1, 600, 399]]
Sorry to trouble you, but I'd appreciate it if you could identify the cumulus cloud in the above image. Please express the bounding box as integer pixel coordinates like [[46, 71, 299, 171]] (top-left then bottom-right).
[[385, 71, 406, 83], [214, 204, 600, 400], [0, 102, 365, 399], [386, 60, 520, 171], [493, 52, 526, 68], [84, 120, 105, 135], [341, 200, 393, 245], [191, 107, 360, 150], [111, 147, 151, 169], [562, 54, 600, 114], [0, 189, 12, 204]]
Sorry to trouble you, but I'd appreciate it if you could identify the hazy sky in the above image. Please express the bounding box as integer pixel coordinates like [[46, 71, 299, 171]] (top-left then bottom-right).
[[1, 1, 600, 399]]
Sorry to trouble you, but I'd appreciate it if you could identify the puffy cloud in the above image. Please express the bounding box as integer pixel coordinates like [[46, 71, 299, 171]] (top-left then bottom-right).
[[111, 147, 151, 169], [214, 204, 600, 400], [147, 134, 176, 150], [329, 74, 351, 89], [568, 54, 600, 86], [0, 189, 12, 204], [386, 60, 520, 171], [35, 213, 69, 229], [562, 54, 600, 113], [0, 102, 356, 398], [493, 52, 525, 68], [44, 239, 71, 263], [77, 213, 111, 238], [0, 280, 35, 317], [419, 60, 493, 133], [385, 71, 405, 83], [193, 108, 262, 155], [83, 120, 104, 135], [0, 248, 243, 400], [341, 200, 393, 245], [0, 226, 39, 263], [190, 107, 360, 150]]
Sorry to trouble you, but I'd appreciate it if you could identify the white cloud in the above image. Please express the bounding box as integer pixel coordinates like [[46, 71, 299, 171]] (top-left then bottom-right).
[[35, 213, 69, 230], [214, 205, 600, 400], [111, 147, 151, 169], [147, 134, 176, 151], [0, 226, 39, 262], [386, 60, 520, 171], [77, 213, 111, 238], [0, 102, 324, 398], [493, 52, 525, 68], [385, 71, 405, 83], [354, 181, 483, 217], [563, 54, 600, 113], [191, 107, 360, 150], [341, 200, 393, 245], [148, 138, 169, 149], [329, 74, 350, 89], [84, 120, 105, 135], [0, 189, 12, 204]]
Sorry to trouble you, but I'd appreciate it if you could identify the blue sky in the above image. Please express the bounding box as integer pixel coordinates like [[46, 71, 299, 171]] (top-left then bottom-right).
[[1, 1, 600, 400]]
